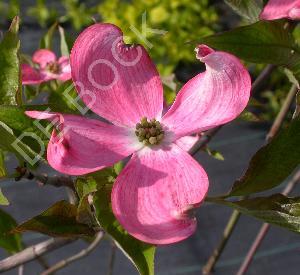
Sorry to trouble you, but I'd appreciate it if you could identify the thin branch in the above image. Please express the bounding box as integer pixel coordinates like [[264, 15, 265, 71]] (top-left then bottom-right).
[[202, 210, 241, 275], [107, 242, 116, 275], [15, 166, 74, 190], [0, 238, 74, 273], [18, 265, 24, 275], [251, 65, 275, 95], [235, 169, 300, 275], [41, 231, 104, 275], [34, 173, 74, 190], [202, 69, 293, 275], [266, 85, 298, 142], [189, 127, 222, 156]]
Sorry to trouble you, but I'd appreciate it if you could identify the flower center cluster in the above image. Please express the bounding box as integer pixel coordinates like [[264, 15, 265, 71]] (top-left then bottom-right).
[[46, 62, 60, 74], [135, 117, 164, 146]]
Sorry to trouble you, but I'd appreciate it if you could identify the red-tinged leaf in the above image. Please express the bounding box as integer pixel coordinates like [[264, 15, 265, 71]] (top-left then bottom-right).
[[0, 209, 23, 253], [14, 201, 95, 238]]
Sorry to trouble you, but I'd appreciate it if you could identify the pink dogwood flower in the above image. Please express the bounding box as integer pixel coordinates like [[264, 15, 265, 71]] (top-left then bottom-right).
[[26, 23, 251, 244], [162, 101, 201, 151], [260, 0, 300, 20], [21, 49, 71, 85]]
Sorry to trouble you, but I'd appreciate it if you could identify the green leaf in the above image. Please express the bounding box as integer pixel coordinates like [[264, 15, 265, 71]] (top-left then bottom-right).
[[0, 105, 49, 164], [0, 150, 7, 179], [199, 20, 300, 79], [0, 105, 47, 138], [76, 195, 94, 226], [205, 147, 225, 161], [39, 22, 58, 50], [0, 121, 42, 165], [0, 209, 22, 253], [224, 0, 263, 22], [113, 161, 124, 175], [75, 168, 117, 201], [0, 188, 9, 206], [75, 170, 117, 227], [75, 174, 113, 230], [86, 167, 117, 185], [94, 188, 155, 275], [75, 170, 155, 274], [227, 117, 300, 197], [211, 194, 300, 234], [14, 201, 95, 238], [75, 177, 98, 200], [0, 16, 21, 105], [48, 80, 83, 114], [238, 110, 261, 122], [58, 26, 69, 56]]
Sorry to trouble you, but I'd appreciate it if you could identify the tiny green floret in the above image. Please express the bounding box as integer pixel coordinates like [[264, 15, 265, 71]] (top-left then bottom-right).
[[135, 117, 164, 146]]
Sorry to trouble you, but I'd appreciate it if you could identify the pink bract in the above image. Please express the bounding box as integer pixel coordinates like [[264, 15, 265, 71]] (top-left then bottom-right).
[[260, 0, 300, 20], [21, 49, 71, 85], [25, 23, 251, 245]]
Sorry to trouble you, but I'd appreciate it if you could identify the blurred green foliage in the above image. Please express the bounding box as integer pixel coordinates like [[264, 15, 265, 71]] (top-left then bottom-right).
[[0, 0, 19, 20], [0, 0, 218, 76], [98, 0, 218, 75]]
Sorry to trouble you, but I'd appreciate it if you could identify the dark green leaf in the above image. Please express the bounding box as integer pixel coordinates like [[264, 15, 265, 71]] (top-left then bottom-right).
[[211, 194, 300, 234], [76, 196, 94, 227], [0, 105, 50, 164], [75, 167, 117, 201], [0, 121, 41, 164], [94, 187, 155, 275], [39, 22, 58, 50], [224, 0, 263, 22], [0, 209, 22, 253], [227, 117, 300, 196], [199, 20, 300, 79], [0, 105, 47, 139], [0, 188, 9, 205], [225, 0, 263, 22], [48, 80, 83, 114], [0, 16, 21, 105], [59, 26, 69, 56], [75, 170, 117, 227], [14, 201, 95, 237]]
